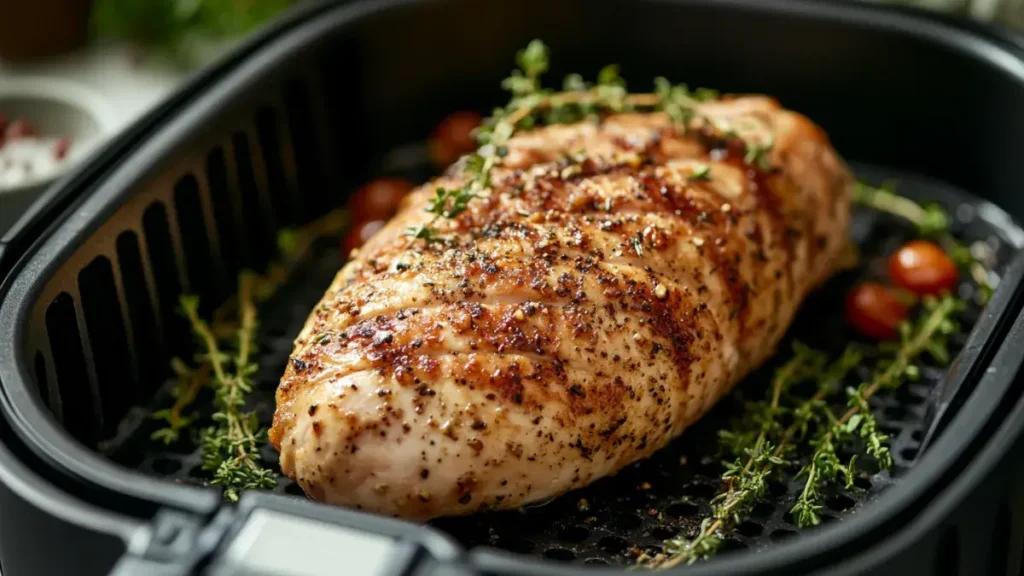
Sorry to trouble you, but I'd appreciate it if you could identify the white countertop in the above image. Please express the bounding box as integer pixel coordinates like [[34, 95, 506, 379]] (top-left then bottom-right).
[[0, 43, 221, 233], [0, 43, 186, 133]]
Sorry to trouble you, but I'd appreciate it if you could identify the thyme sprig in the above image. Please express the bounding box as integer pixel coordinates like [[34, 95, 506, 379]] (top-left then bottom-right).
[[151, 207, 350, 448], [407, 40, 765, 243], [791, 295, 962, 527], [182, 273, 276, 502], [150, 359, 208, 445], [648, 294, 959, 568], [645, 345, 826, 568], [853, 182, 993, 302]]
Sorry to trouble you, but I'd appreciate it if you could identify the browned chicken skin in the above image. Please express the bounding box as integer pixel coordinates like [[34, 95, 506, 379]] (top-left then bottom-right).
[[270, 96, 853, 519]]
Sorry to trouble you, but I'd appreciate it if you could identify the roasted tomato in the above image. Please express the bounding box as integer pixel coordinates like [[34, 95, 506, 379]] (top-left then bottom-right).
[[342, 219, 386, 258], [5, 119, 34, 139], [429, 110, 482, 168], [888, 240, 959, 296], [845, 282, 910, 340], [53, 137, 71, 160], [349, 178, 413, 222]]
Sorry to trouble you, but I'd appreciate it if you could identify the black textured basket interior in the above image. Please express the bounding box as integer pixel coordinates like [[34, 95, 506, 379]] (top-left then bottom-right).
[[97, 151, 1008, 567]]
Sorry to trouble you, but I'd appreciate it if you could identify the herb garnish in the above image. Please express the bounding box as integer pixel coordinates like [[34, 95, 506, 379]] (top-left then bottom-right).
[[642, 345, 828, 568], [642, 294, 962, 569], [179, 274, 276, 502], [151, 208, 350, 500], [407, 40, 770, 243], [790, 296, 960, 527]]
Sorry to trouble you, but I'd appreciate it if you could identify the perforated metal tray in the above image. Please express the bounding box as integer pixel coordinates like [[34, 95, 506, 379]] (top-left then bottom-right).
[[95, 156, 1016, 567]]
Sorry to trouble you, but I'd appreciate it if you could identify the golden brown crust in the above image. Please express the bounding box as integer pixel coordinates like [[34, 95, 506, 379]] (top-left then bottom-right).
[[271, 98, 852, 519]]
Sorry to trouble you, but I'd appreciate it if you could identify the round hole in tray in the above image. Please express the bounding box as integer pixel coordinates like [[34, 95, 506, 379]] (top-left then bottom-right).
[[188, 463, 208, 479], [500, 537, 535, 554], [723, 538, 748, 552], [543, 548, 576, 561], [151, 457, 182, 475], [664, 501, 699, 518], [284, 482, 306, 497], [901, 446, 919, 462], [750, 501, 775, 519], [685, 482, 716, 499], [115, 449, 145, 469], [911, 428, 925, 442], [878, 422, 902, 438], [558, 525, 590, 543], [650, 526, 676, 540], [884, 405, 908, 422], [598, 536, 629, 554], [610, 513, 642, 530], [767, 480, 789, 498], [853, 475, 872, 490], [771, 529, 798, 542], [154, 434, 198, 456], [827, 494, 856, 512], [737, 520, 764, 537]]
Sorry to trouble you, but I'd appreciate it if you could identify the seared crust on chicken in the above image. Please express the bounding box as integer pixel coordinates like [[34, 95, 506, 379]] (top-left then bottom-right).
[[270, 96, 853, 519]]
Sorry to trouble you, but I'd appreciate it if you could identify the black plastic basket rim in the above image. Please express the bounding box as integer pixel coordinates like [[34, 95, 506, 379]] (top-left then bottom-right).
[[0, 1, 1023, 574]]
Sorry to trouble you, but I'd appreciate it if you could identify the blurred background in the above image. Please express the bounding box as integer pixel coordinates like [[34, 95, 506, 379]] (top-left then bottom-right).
[[0, 0, 1021, 234]]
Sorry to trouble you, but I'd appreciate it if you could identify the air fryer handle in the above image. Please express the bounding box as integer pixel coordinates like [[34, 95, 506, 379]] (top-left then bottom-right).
[[202, 508, 422, 576], [107, 493, 466, 576]]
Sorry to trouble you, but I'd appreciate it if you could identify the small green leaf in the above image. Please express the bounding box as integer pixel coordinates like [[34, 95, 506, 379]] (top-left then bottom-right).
[[689, 164, 712, 181]]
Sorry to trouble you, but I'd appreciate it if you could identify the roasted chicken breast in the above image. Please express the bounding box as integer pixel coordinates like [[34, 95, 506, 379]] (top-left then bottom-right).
[[270, 96, 853, 519]]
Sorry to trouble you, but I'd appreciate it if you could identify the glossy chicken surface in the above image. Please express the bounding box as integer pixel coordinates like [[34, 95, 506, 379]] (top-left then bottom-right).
[[270, 96, 853, 519]]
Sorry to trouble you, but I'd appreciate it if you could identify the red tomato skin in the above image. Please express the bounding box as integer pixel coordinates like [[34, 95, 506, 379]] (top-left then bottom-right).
[[348, 178, 412, 223], [845, 282, 910, 341], [888, 240, 959, 296], [342, 220, 386, 258], [429, 111, 483, 168], [53, 137, 71, 160], [6, 119, 34, 139]]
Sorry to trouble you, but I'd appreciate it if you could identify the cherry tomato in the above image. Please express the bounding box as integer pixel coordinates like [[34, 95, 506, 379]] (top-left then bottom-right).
[[342, 220, 386, 258], [6, 119, 34, 139], [53, 137, 71, 161], [845, 282, 910, 340], [348, 178, 412, 222], [429, 110, 483, 168], [888, 240, 959, 296]]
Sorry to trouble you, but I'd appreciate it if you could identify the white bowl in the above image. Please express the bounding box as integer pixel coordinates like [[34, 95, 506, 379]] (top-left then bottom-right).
[[0, 77, 117, 232]]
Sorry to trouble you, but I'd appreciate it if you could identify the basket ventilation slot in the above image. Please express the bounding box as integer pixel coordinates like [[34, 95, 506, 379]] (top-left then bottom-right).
[[78, 256, 134, 437], [284, 81, 326, 221], [45, 292, 97, 444], [936, 527, 959, 576], [233, 131, 273, 272], [256, 106, 294, 227], [143, 202, 187, 360], [174, 175, 218, 316], [116, 230, 164, 397], [33, 351, 50, 410], [206, 147, 242, 285]]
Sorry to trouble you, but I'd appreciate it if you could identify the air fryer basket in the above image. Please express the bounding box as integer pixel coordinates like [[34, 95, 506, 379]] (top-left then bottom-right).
[[3, 1, 1024, 575]]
